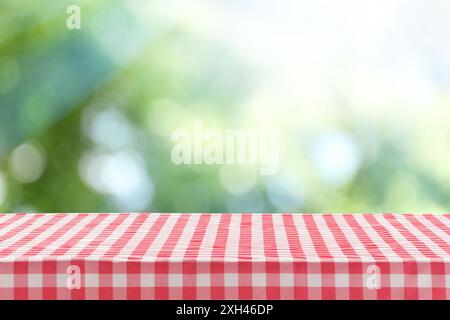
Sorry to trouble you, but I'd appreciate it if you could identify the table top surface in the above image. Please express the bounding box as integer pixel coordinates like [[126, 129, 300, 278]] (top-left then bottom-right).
[[0, 213, 449, 262]]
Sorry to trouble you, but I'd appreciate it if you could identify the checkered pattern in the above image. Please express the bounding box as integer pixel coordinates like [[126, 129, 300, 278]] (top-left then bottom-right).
[[0, 213, 449, 300]]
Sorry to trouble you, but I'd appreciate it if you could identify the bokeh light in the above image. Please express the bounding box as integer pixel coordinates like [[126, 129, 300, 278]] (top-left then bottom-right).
[[9, 143, 46, 184], [0, 171, 6, 207], [0, 0, 449, 213]]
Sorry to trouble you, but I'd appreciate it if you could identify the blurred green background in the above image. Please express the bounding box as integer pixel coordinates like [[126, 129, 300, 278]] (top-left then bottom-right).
[[1, 0, 450, 213]]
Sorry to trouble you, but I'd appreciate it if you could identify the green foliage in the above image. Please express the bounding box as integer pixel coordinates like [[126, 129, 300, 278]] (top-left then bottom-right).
[[0, 1, 449, 213]]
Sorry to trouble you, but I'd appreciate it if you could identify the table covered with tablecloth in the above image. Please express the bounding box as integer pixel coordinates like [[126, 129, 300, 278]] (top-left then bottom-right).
[[0, 213, 449, 300]]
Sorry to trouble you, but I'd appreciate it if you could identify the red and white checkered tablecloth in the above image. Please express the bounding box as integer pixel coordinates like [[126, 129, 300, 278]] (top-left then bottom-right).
[[0, 213, 449, 300]]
